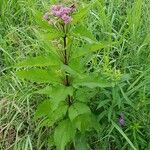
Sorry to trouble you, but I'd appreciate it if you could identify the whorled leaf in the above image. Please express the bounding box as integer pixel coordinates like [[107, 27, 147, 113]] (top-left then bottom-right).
[[72, 113, 100, 132], [35, 85, 73, 109], [72, 24, 96, 42], [35, 86, 52, 95], [68, 102, 91, 121], [35, 100, 52, 118], [73, 75, 115, 88], [16, 68, 61, 84], [38, 102, 68, 128], [15, 55, 61, 68], [71, 42, 112, 59], [54, 119, 76, 150], [75, 87, 97, 102]]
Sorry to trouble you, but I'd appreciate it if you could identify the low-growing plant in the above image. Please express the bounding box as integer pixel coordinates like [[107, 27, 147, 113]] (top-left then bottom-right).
[[15, 1, 133, 150]]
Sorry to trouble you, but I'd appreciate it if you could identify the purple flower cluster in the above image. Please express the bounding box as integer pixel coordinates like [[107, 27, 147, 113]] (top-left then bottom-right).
[[119, 113, 125, 127], [43, 4, 75, 24]]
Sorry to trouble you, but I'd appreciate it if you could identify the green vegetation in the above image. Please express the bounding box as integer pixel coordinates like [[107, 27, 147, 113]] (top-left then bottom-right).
[[0, 0, 150, 150]]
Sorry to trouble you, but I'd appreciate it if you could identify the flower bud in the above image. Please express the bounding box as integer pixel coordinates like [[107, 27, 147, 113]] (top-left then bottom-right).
[[43, 12, 49, 20]]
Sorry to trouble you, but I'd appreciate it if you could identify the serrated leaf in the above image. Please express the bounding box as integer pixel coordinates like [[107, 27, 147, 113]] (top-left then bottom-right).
[[34, 32, 60, 56], [61, 64, 83, 78], [49, 103, 68, 121], [72, 24, 96, 42], [71, 42, 111, 59], [73, 113, 99, 132], [15, 55, 61, 68], [36, 30, 62, 41], [72, 7, 89, 24], [39, 102, 68, 127], [35, 86, 52, 95], [50, 85, 73, 109], [16, 68, 61, 83], [73, 76, 114, 88], [69, 102, 91, 121], [35, 100, 52, 118], [35, 85, 73, 108], [77, 82, 104, 88], [75, 87, 97, 102], [54, 119, 76, 150]]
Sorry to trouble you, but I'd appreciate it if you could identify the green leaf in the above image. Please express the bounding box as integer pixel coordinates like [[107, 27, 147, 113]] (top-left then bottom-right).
[[48, 103, 68, 123], [0, 0, 3, 12], [36, 30, 62, 41], [73, 76, 114, 88], [72, 1, 97, 24], [69, 57, 85, 73], [111, 120, 137, 150], [73, 113, 99, 132], [72, 7, 89, 24], [35, 86, 52, 95], [97, 99, 110, 109], [35, 100, 52, 118], [35, 85, 73, 109], [34, 32, 60, 56], [72, 24, 96, 42], [16, 68, 61, 83], [75, 87, 97, 102], [15, 55, 61, 68], [98, 110, 107, 121], [127, 0, 142, 35], [40, 102, 68, 127], [74, 133, 89, 150], [50, 85, 73, 109], [54, 119, 76, 150], [71, 42, 112, 59], [119, 86, 134, 108], [61, 64, 83, 78], [69, 102, 91, 121], [112, 86, 121, 108]]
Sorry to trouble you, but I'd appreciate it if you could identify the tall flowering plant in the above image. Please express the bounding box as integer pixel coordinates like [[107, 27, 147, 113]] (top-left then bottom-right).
[[16, 2, 115, 150]]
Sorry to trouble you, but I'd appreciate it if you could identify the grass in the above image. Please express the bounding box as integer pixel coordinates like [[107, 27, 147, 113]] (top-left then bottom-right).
[[0, 0, 150, 149]]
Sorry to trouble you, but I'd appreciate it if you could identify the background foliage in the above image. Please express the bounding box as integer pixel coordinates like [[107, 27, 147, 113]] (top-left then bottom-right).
[[0, 0, 150, 150]]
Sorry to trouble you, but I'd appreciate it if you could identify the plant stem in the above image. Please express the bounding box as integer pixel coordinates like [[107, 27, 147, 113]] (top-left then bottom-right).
[[63, 34, 70, 86], [63, 35, 68, 65], [62, 25, 73, 106], [63, 24, 71, 88]]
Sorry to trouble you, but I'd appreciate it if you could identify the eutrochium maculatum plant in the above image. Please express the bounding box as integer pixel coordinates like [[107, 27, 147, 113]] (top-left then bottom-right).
[[16, 2, 118, 150]]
